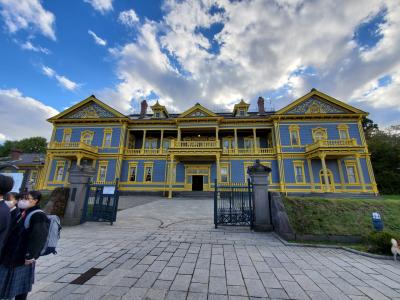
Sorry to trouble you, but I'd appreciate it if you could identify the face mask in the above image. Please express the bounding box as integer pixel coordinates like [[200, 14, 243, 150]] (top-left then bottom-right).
[[18, 200, 31, 210], [5, 201, 15, 208]]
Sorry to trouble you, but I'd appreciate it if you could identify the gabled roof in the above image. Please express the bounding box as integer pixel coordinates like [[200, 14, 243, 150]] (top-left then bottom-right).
[[276, 89, 367, 116], [178, 103, 218, 118], [48, 95, 127, 122]]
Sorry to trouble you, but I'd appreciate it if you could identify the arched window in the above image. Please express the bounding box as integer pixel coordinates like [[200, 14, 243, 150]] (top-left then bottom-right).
[[312, 128, 327, 142]]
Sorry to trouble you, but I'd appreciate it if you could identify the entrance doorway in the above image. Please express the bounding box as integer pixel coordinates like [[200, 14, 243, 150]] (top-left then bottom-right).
[[192, 175, 203, 191]]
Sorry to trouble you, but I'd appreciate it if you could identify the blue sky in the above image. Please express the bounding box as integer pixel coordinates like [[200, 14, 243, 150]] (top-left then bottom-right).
[[0, 0, 399, 141]]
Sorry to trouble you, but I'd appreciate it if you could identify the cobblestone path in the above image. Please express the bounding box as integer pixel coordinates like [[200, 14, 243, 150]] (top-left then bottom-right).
[[30, 198, 400, 300]]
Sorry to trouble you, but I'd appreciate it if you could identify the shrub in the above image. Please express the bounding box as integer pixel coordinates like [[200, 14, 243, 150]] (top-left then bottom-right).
[[367, 231, 397, 255]]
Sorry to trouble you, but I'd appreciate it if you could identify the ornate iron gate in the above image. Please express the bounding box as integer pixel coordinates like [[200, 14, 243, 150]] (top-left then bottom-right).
[[81, 180, 119, 225], [214, 179, 253, 228]]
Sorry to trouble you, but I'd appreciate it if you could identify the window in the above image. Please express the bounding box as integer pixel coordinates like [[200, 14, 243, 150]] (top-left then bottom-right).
[[220, 164, 229, 183], [312, 128, 327, 142], [293, 161, 305, 183], [97, 161, 108, 182], [337, 125, 349, 140], [63, 129, 72, 143], [81, 131, 94, 145], [289, 125, 300, 146], [163, 138, 171, 149], [103, 129, 113, 147], [222, 137, 235, 149], [54, 161, 65, 182], [345, 162, 358, 183], [244, 137, 260, 149], [155, 112, 160, 118], [30, 170, 38, 184], [144, 163, 154, 182], [145, 138, 157, 149], [128, 163, 137, 182], [239, 109, 245, 116]]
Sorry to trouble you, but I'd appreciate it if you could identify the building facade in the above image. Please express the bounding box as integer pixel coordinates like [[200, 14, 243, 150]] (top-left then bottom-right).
[[38, 89, 378, 196]]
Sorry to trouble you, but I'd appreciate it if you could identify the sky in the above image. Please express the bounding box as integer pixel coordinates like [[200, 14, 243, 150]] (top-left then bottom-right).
[[0, 0, 399, 142]]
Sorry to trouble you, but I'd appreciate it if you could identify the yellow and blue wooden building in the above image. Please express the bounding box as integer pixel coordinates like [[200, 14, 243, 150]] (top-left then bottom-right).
[[37, 88, 378, 196]]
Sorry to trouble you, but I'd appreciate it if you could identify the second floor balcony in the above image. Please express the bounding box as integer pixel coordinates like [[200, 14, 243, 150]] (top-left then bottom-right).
[[305, 138, 363, 158], [48, 141, 98, 154]]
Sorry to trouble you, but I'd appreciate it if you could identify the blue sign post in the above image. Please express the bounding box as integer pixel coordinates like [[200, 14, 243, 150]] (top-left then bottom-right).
[[372, 212, 384, 231]]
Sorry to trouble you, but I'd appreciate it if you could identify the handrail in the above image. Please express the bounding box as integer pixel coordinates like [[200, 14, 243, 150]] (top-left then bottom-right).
[[124, 148, 168, 155], [171, 140, 220, 148], [305, 139, 358, 152], [49, 141, 98, 153]]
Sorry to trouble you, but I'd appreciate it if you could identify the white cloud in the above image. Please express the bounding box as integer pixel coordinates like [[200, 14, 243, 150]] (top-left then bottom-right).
[[0, 0, 56, 40], [0, 89, 58, 141], [101, 0, 399, 126], [84, 0, 113, 13], [118, 9, 139, 27], [20, 40, 50, 54], [41, 65, 80, 91], [88, 30, 107, 46]]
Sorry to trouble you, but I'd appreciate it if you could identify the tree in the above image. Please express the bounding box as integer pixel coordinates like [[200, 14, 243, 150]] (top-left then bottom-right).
[[362, 116, 379, 139], [367, 125, 400, 194], [0, 137, 47, 157]]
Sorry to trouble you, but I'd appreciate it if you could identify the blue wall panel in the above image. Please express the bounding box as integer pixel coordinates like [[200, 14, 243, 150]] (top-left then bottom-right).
[[231, 161, 243, 183], [153, 160, 166, 182], [176, 163, 185, 183], [361, 158, 371, 183]]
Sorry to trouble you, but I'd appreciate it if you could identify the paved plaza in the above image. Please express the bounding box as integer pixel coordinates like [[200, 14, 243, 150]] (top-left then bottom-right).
[[30, 197, 400, 300]]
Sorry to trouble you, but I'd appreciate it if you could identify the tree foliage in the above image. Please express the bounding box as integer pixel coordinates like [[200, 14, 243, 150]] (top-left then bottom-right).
[[365, 121, 400, 195], [0, 137, 47, 157]]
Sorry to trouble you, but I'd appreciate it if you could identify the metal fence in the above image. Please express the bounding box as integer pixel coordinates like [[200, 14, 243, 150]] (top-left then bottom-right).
[[81, 180, 119, 225], [214, 179, 253, 228]]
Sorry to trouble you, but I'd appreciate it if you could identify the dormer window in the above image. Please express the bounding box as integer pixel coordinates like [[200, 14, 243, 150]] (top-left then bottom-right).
[[151, 101, 169, 118], [233, 99, 250, 117], [155, 112, 160, 118]]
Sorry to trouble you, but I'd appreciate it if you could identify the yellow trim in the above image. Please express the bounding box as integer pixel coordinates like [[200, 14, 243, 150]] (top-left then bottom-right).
[[52, 161, 66, 182], [97, 161, 108, 182], [289, 125, 301, 146], [307, 159, 314, 191], [220, 163, 230, 183], [143, 162, 154, 182], [312, 127, 327, 142], [62, 128, 72, 142], [319, 169, 335, 192], [276, 89, 367, 115], [344, 161, 359, 184], [102, 128, 113, 148], [81, 130, 94, 145], [48, 95, 127, 122], [178, 103, 218, 118], [127, 162, 138, 182], [293, 160, 306, 183]]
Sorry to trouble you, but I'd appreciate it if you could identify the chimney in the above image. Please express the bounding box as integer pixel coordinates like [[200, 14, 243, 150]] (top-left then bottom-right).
[[140, 100, 148, 118], [257, 97, 265, 114], [10, 149, 22, 161]]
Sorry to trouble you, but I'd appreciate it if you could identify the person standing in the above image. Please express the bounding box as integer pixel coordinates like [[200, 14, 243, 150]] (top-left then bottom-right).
[[5, 192, 22, 230], [0, 191, 49, 300], [0, 174, 13, 257]]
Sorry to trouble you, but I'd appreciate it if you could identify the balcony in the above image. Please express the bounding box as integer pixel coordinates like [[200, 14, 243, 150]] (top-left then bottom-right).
[[223, 148, 275, 155], [124, 148, 167, 155], [305, 139, 363, 158], [171, 140, 220, 149], [48, 141, 98, 154]]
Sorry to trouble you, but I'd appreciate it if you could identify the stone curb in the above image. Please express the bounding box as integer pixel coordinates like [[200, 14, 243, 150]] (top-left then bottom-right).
[[272, 232, 394, 261]]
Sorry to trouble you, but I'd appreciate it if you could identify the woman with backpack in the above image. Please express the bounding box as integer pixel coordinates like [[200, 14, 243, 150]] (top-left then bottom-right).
[[0, 191, 49, 300]]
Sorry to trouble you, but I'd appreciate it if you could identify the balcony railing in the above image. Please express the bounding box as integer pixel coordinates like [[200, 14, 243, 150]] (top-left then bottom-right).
[[171, 140, 220, 148], [125, 148, 167, 155], [49, 141, 98, 153], [305, 139, 358, 153]]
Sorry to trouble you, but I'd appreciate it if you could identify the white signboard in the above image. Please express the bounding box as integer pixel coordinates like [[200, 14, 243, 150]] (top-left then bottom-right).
[[372, 212, 381, 220], [0, 172, 24, 193], [103, 186, 116, 195]]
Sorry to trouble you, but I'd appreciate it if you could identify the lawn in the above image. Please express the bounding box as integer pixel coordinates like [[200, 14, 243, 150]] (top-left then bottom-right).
[[283, 196, 400, 238]]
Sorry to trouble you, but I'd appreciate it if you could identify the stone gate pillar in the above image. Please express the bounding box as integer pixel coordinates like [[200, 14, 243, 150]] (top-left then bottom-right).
[[63, 161, 95, 226], [248, 159, 272, 231]]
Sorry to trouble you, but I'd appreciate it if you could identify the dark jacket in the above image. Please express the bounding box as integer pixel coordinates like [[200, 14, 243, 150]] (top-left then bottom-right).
[[0, 200, 10, 258], [1, 206, 49, 266]]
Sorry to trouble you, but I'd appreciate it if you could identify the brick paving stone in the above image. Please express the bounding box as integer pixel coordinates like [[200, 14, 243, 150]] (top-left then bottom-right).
[[227, 285, 248, 296], [29, 198, 400, 300], [159, 266, 179, 281], [244, 278, 268, 297], [226, 270, 245, 286], [209, 276, 227, 295], [189, 282, 208, 293], [122, 287, 148, 300], [210, 264, 226, 277], [170, 274, 192, 291], [280, 280, 310, 300], [165, 290, 187, 300], [187, 292, 207, 300], [134, 271, 159, 288]]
